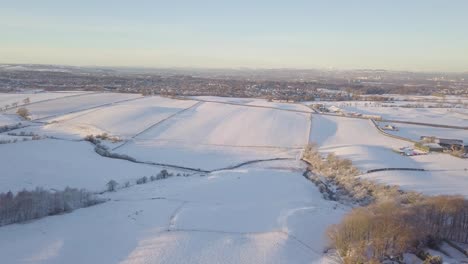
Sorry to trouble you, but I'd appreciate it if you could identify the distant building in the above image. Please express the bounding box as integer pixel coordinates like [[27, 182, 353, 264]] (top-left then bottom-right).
[[434, 138, 464, 148], [423, 143, 444, 152], [420, 136, 465, 151], [382, 124, 398, 131]]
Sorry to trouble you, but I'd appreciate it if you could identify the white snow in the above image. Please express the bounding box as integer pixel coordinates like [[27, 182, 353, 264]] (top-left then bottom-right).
[[310, 114, 468, 197], [23, 96, 198, 139], [310, 114, 412, 171], [378, 121, 468, 142], [7, 92, 142, 120], [135, 102, 310, 147], [115, 101, 310, 170], [0, 163, 346, 264], [0, 114, 23, 126], [1, 92, 467, 263], [0, 139, 165, 193], [316, 101, 468, 127], [0, 91, 91, 109], [190, 96, 312, 112], [118, 141, 301, 171]]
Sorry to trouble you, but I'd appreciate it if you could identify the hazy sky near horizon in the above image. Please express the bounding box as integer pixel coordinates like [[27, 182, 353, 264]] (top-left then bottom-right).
[[1, 0, 468, 71]]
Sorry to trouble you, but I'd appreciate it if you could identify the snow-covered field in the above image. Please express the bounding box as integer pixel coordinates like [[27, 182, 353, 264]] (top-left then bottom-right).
[[310, 114, 412, 170], [378, 121, 468, 142], [310, 114, 468, 196], [316, 101, 468, 127], [7, 92, 142, 120], [0, 91, 91, 109], [0, 161, 346, 264], [1, 92, 467, 263], [0, 114, 23, 126], [190, 96, 312, 112], [0, 139, 164, 193], [24, 97, 198, 139], [135, 102, 310, 147], [116, 101, 311, 170], [118, 141, 301, 171]]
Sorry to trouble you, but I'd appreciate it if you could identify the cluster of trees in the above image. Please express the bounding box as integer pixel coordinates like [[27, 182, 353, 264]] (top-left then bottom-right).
[[302, 145, 468, 262], [106, 170, 177, 192], [84, 133, 121, 144], [0, 187, 102, 226], [328, 196, 468, 263], [85, 135, 135, 162], [16, 107, 30, 120]]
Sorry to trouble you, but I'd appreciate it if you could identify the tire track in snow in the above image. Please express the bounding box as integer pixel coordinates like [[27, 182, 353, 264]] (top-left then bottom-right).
[[168, 201, 187, 230]]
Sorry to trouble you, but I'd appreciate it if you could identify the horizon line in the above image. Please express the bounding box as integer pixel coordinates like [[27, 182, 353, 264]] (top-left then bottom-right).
[[1, 62, 467, 75]]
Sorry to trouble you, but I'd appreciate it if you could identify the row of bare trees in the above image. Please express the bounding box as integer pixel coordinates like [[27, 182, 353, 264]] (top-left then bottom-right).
[[0, 187, 102, 226], [1, 97, 30, 112], [303, 144, 418, 205]]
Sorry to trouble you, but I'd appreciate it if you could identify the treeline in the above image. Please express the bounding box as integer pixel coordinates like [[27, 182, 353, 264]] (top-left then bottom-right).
[[0, 187, 103, 226], [106, 169, 180, 192], [302, 144, 420, 205], [328, 196, 468, 263], [302, 144, 468, 263]]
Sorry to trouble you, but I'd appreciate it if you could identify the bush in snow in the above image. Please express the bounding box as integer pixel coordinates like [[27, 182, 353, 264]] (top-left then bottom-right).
[[106, 180, 118, 192], [423, 255, 443, 264], [16, 107, 31, 120], [0, 187, 102, 226], [156, 169, 173, 180]]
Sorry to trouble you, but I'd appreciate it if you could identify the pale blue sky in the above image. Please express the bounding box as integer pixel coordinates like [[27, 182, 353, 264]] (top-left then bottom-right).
[[1, 0, 467, 71]]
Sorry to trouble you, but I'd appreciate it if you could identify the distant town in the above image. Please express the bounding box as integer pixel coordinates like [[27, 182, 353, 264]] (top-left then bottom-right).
[[1, 64, 467, 102]]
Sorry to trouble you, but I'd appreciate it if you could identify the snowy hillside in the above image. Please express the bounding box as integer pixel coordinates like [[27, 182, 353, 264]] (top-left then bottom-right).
[[1, 92, 467, 263]]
